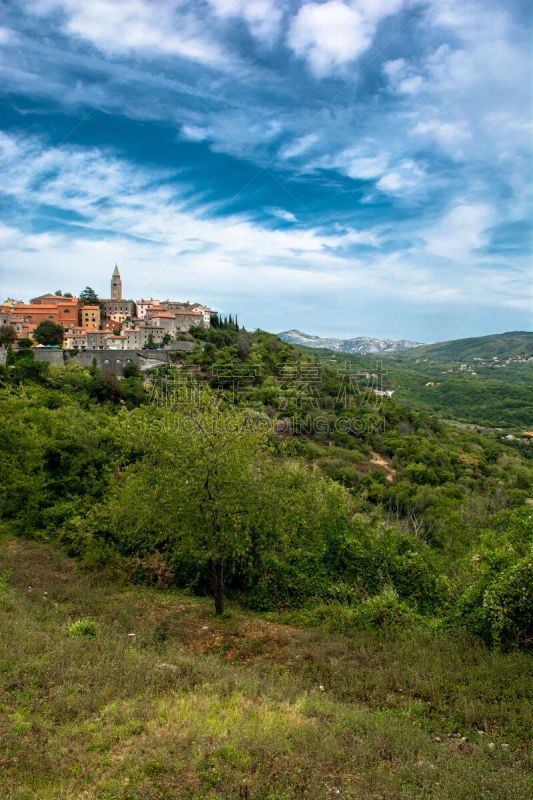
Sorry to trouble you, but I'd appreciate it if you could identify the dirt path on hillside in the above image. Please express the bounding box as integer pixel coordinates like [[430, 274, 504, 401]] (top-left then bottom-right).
[[369, 452, 396, 482]]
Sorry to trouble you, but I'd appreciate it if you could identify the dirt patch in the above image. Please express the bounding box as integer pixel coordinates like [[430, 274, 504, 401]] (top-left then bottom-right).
[[368, 452, 396, 482]]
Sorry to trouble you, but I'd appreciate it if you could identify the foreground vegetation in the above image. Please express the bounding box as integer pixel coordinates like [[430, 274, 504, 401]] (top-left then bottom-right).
[[1, 537, 531, 800], [1, 328, 532, 642], [1, 326, 531, 795]]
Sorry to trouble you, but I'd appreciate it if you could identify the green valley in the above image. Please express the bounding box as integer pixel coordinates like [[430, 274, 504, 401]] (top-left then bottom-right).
[[301, 332, 533, 428]]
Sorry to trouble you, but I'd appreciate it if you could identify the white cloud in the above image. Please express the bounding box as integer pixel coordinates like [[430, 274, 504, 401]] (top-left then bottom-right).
[[280, 134, 318, 160], [288, 0, 404, 76], [424, 0, 512, 41], [345, 154, 388, 180], [288, 1, 371, 76], [332, 224, 381, 247], [423, 202, 494, 261], [208, 0, 283, 42], [317, 145, 426, 197], [181, 125, 208, 142], [266, 207, 298, 222], [30, 0, 229, 65], [379, 1, 531, 187], [375, 161, 425, 197], [383, 58, 424, 94], [355, 0, 404, 22], [411, 118, 470, 158], [315, 146, 388, 179]]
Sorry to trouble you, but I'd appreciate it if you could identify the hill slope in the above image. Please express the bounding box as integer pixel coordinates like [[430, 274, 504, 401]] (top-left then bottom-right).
[[1, 537, 532, 800], [400, 331, 532, 363]]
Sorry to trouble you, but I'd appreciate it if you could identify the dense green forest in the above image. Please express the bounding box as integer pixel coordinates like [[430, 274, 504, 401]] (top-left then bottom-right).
[[1, 327, 531, 649]]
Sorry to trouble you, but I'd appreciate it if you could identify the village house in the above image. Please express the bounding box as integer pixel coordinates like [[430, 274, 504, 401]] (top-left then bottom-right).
[[136, 299, 160, 320], [86, 330, 110, 350], [106, 334, 128, 350], [80, 305, 100, 330], [64, 331, 88, 349], [9, 295, 79, 329]]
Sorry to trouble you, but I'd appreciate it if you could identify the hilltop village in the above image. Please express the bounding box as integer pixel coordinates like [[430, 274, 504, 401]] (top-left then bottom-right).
[[0, 266, 214, 350]]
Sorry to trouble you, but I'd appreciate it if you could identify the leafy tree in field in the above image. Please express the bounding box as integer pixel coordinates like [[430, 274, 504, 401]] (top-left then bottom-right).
[[0, 325, 17, 347], [17, 338, 32, 349], [34, 320, 64, 346], [99, 391, 271, 613]]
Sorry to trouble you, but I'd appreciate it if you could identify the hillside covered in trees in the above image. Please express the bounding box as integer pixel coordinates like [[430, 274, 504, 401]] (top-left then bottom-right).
[[1, 325, 531, 647], [297, 331, 533, 428], [1, 324, 532, 799]]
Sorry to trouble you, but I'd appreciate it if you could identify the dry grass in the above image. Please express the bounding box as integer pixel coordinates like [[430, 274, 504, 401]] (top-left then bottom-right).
[[0, 537, 531, 799]]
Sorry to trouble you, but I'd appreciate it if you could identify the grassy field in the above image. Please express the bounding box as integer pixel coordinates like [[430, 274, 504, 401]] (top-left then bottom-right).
[[1, 538, 531, 800]]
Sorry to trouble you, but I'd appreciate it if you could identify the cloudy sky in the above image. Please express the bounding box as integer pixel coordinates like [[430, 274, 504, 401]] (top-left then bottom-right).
[[0, 0, 531, 341]]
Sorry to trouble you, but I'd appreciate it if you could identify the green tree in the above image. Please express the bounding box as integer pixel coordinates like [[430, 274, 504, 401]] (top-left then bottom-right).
[[100, 392, 271, 613], [34, 320, 64, 346], [78, 287, 101, 306], [0, 325, 17, 347], [145, 333, 158, 349], [123, 361, 140, 379]]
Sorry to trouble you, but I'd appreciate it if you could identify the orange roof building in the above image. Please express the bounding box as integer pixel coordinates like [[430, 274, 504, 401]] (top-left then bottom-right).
[[11, 300, 78, 329]]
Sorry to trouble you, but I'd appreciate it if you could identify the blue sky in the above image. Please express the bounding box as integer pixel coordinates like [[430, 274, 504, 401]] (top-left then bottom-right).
[[0, 0, 531, 341]]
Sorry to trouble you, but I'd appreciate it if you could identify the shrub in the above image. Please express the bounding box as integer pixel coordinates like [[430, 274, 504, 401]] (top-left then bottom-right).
[[67, 618, 98, 637], [352, 586, 419, 629], [483, 553, 533, 650], [317, 587, 420, 634]]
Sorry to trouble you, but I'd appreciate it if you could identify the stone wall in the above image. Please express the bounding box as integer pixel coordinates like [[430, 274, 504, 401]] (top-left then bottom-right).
[[27, 343, 196, 375], [65, 349, 170, 373], [33, 348, 65, 365]]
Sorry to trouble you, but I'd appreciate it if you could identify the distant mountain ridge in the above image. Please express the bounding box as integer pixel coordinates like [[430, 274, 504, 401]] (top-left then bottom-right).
[[392, 330, 533, 363], [277, 329, 422, 354]]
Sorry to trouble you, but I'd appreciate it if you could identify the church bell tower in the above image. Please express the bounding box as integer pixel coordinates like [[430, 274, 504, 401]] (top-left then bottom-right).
[[111, 265, 122, 300]]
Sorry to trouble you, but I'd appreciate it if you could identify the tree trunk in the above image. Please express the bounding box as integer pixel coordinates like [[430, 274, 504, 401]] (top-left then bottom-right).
[[211, 558, 225, 615]]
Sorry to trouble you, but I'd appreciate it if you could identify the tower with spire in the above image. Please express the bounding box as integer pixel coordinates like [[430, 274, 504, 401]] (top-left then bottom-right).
[[111, 265, 122, 301]]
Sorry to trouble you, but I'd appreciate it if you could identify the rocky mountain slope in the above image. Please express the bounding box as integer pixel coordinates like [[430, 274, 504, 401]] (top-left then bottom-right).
[[277, 329, 421, 354]]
